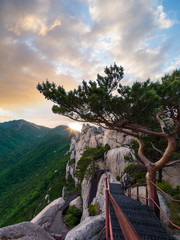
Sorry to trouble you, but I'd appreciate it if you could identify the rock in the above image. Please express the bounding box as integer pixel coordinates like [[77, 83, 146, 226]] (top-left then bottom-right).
[[31, 197, 65, 229], [157, 191, 171, 228], [66, 162, 75, 180], [0, 222, 54, 240], [81, 177, 92, 221], [69, 196, 83, 211], [103, 129, 133, 149], [105, 147, 133, 177], [162, 163, 180, 188], [91, 173, 106, 213], [65, 215, 105, 240]]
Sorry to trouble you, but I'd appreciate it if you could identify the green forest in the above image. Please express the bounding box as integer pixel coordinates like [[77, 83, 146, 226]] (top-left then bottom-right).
[[0, 120, 76, 227]]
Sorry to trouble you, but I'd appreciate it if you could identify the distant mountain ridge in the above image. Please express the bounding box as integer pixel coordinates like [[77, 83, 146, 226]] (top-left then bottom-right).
[[0, 119, 76, 227], [0, 120, 70, 158]]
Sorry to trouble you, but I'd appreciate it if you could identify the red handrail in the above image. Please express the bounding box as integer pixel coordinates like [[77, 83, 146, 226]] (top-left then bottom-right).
[[150, 197, 180, 230], [109, 192, 142, 240], [150, 180, 180, 203], [125, 181, 180, 230], [105, 175, 141, 240]]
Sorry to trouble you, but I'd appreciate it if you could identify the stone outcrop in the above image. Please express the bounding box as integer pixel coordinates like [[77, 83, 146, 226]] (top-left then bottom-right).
[[31, 197, 65, 229], [65, 214, 105, 240], [0, 222, 54, 240], [162, 162, 180, 188], [103, 129, 133, 149], [66, 124, 135, 181], [81, 177, 93, 221], [69, 196, 83, 211], [105, 147, 134, 177]]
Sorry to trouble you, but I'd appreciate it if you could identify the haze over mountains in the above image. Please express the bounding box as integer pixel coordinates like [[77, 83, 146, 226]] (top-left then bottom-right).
[[0, 119, 76, 227]]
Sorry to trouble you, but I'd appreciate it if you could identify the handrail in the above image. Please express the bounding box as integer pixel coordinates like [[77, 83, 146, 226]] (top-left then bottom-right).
[[125, 181, 180, 230], [109, 192, 142, 240], [105, 175, 142, 240], [150, 197, 180, 230], [150, 180, 180, 203]]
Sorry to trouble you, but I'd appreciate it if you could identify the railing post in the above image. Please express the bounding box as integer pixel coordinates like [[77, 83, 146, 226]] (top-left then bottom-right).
[[105, 188, 110, 240], [153, 179, 156, 212], [146, 185, 148, 207], [137, 184, 139, 202]]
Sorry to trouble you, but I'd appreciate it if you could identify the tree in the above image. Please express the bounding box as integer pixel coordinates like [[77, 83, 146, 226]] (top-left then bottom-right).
[[37, 63, 180, 199]]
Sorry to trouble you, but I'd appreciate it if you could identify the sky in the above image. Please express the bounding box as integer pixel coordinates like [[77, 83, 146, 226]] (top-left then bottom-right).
[[0, 0, 180, 130]]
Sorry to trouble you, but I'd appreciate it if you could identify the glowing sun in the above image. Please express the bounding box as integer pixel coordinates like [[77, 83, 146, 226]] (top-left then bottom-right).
[[68, 122, 82, 132]]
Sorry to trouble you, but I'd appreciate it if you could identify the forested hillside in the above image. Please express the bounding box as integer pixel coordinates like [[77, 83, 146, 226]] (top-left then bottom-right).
[[0, 120, 76, 227]]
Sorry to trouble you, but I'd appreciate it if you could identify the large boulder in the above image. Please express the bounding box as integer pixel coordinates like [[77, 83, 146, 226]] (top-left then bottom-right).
[[81, 177, 92, 221], [31, 197, 65, 229], [105, 147, 133, 177], [69, 196, 83, 211], [65, 214, 105, 240], [0, 222, 54, 240]]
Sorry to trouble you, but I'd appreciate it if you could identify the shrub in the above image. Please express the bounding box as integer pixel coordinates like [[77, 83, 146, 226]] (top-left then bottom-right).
[[64, 206, 82, 229], [88, 202, 101, 216], [68, 158, 75, 165], [75, 144, 110, 182], [116, 176, 120, 181], [157, 181, 177, 196], [169, 202, 180, 227], [124, 163, 146, 183]]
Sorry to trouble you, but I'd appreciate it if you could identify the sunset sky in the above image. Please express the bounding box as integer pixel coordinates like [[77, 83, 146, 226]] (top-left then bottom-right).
[[0, 0, 180, 129]]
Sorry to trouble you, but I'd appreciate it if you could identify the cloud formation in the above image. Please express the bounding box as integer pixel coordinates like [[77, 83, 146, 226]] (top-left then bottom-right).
[[0, 0, 179, 126]]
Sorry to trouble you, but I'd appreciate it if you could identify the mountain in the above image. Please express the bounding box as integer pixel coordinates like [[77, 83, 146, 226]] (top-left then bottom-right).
[[0, 120, 76, 227]]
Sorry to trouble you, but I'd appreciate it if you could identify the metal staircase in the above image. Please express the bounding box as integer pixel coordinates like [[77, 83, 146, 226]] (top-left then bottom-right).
[[109, 183, 175, 240]]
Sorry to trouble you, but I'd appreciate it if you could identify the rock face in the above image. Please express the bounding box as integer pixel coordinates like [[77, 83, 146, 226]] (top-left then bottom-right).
[[66, 124, 134, 181], [105, 147, 133, 177], [162, 162, 180, 188], [31, 197, 65, 229], [65, 215, 105, 240], [69, 196, 83, 211], [103, 129, 133, 149], [0, 222, 54, 240], [81, 177, 93, 221]]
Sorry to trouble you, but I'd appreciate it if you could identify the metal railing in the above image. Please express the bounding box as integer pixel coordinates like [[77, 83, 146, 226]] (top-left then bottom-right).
[[124, 180, 180, 230], [105, 174, 142, 240]]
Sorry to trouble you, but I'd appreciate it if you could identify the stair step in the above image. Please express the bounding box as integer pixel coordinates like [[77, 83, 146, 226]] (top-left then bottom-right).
[[109, 183, 175, 240]]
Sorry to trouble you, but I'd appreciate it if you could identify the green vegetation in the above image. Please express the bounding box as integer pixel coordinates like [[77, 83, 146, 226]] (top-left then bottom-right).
[[157, 181, 180, 227], [116, 176, 120, 181], [64, 206, 82, 229], [169, 202, 180, 227], [0, 120, 76, 227], [124, 163, 146, 183], [64, 175, 76, 197], [75, 144, 110, 183], [157, 182, 180, 199], [88, 202, 101, 216], [68, 158, 75, 165]]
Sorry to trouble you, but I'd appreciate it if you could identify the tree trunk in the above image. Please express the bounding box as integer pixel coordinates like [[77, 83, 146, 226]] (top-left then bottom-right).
[[146, 164, 156, 205]]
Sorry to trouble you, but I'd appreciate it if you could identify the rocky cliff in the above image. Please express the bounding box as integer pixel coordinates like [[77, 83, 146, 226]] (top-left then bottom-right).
[[64, 124, 180, 239]]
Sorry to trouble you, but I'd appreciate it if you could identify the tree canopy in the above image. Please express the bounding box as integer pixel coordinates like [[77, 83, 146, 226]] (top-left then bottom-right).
[[37, 64, 180, 138]]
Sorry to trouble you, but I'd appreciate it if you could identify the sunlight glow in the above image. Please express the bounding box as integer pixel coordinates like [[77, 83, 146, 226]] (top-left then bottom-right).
[[68, 122, 82, 132]]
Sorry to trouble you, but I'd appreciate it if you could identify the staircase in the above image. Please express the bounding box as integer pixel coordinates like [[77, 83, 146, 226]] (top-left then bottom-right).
[[109, 183, 175, 240]]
